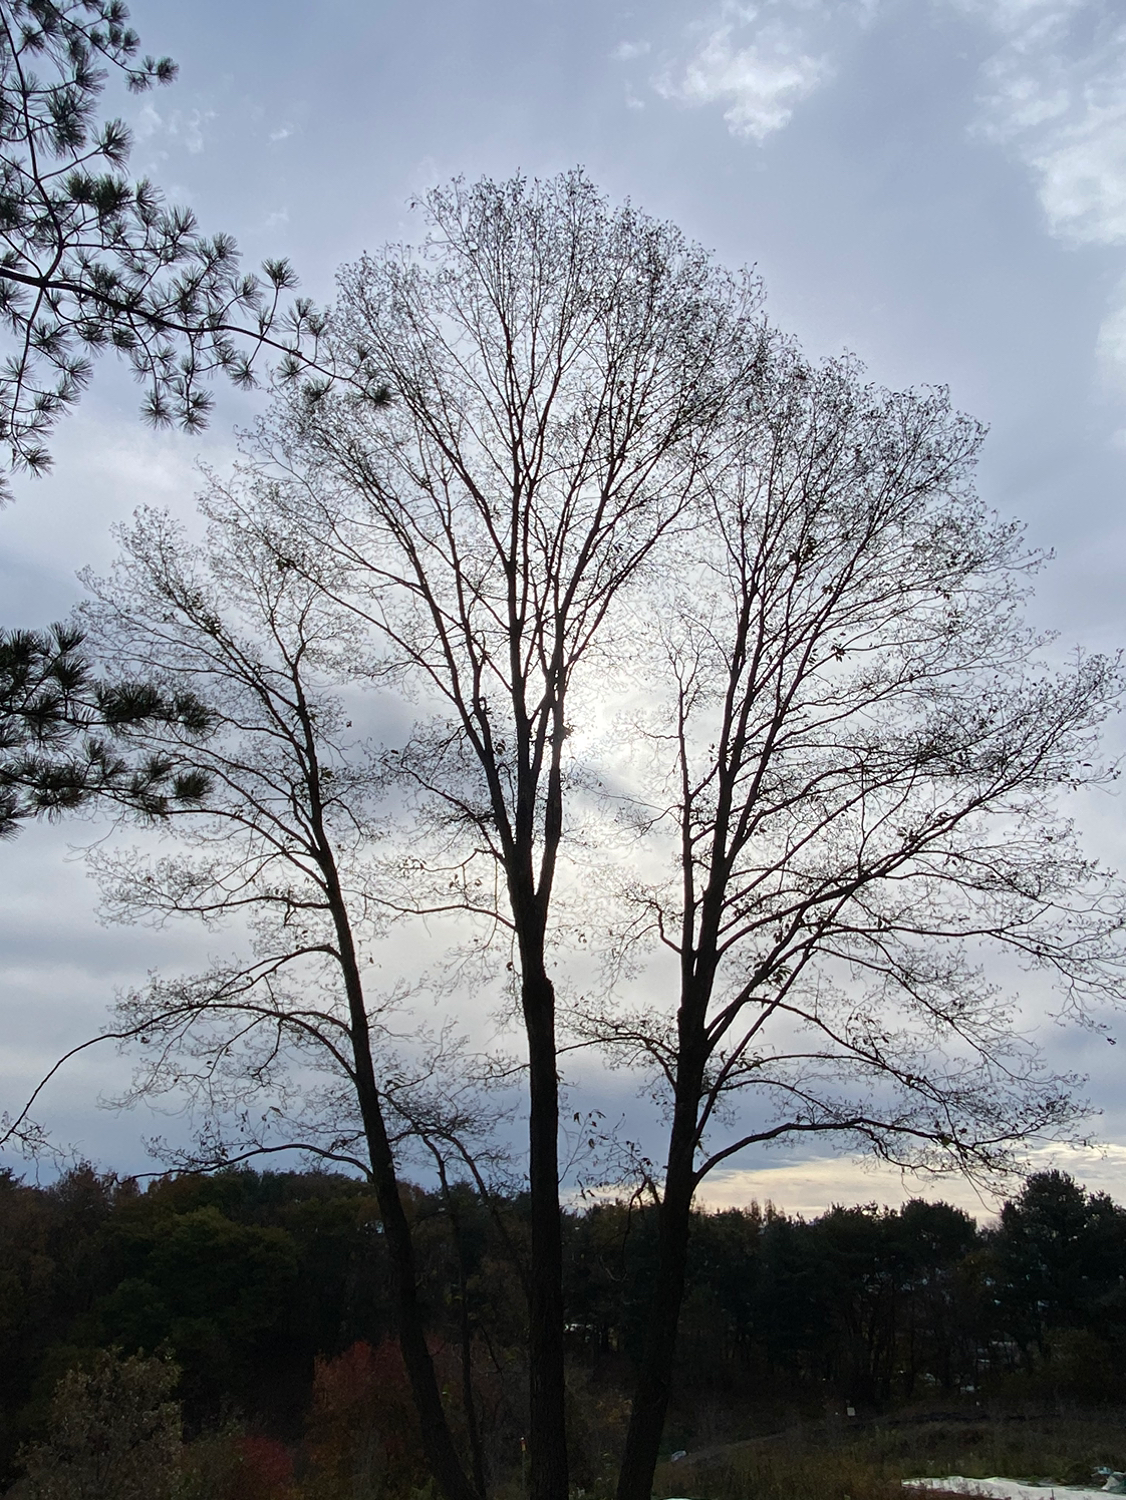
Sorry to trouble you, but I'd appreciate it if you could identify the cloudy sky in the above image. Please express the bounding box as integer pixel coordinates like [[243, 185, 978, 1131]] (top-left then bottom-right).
[[3, 0, 1126, 1215]]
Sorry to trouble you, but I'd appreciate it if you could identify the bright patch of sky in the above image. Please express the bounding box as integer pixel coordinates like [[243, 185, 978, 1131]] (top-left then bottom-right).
[[695, 1143, 1126, 1221]]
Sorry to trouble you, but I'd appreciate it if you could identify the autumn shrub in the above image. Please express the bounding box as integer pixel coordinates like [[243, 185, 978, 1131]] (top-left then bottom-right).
[[302, 1339, 429, 1500], [178, 1427, 298, 1500], [14, 1348, 181, 1500]]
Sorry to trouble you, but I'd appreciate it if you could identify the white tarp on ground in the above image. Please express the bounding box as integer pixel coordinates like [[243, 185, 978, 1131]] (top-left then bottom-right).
[[905, 1478, 1121, 1500]]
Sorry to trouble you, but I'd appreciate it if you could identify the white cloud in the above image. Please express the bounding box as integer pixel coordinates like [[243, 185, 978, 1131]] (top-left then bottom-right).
[[175, 109, 215, 156], [269, 123, 295, 143], [655, 1, 1126, 383], [653, 0, 1126, 230], [131, 102, 216, 157], [1095, 270, 1126, 397], [613, 39, 651, 61], [134, 100, 163, 141], [966, 2, 1126, 247], [656, 21, 827, 141], [957, 4, 1126, 381], [652, 0, 881, 143]]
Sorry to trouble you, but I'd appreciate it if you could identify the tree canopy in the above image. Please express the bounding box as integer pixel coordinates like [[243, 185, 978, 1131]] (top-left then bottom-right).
[[0, 1165, 1124, 1496]]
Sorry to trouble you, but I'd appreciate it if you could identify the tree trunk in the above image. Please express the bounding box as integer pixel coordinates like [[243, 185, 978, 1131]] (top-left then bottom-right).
[[442, 1163, 489, 1500], [328, 873, 479, 1500], [523, 965, 568, 1500], [357, 1075, 479, 1500], [614, 1075, 702, 1500]]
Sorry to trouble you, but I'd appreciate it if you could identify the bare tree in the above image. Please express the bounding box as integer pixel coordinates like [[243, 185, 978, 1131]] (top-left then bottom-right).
[[592, 346, 1126, 1500], [250, 170, 768, 1500], [73, 174, 1121, 1500], [81, 496, 483, 1500]]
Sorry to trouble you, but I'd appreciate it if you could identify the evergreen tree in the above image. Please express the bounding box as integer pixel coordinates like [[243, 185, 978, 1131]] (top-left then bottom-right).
[[0, 0, 317, 494], [0, 0, 323, 837], [0, 620, 210, 838]]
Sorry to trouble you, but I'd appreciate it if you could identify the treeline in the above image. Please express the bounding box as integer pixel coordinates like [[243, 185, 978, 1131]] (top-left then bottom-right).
[[0, 1164, 1123, 1495]]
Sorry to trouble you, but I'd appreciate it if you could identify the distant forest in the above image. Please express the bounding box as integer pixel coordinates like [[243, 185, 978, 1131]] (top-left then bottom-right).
[[1, 1165, 1123, 1494]]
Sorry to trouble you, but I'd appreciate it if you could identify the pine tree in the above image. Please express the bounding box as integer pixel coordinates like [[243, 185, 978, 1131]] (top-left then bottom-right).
[[0, 0, 320, 495], [0, 621, 210, 837]]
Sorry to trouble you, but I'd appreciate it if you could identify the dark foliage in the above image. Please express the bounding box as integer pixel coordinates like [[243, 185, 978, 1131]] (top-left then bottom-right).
[[0, 1165, 1123, 1492], [16, 1345, 181, 1500], [0, 620, 211, 837]]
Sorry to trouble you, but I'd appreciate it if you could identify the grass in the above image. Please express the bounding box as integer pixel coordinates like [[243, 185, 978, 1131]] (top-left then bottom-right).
[[651, 1410, 1126, 1500]]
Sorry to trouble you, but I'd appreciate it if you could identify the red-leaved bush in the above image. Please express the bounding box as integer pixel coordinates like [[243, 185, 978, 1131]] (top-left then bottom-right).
[[303, 1339, 430, 1499]]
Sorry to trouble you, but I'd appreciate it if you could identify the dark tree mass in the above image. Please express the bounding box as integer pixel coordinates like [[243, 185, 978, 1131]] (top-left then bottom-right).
[[0, 1166, 1123, 1497]]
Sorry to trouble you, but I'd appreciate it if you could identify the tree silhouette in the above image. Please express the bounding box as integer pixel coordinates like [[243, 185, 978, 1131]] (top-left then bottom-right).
[[82, 496, 485, 1500], [598, 349, 1126, 1500], [259, 170, 765, 1500]]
